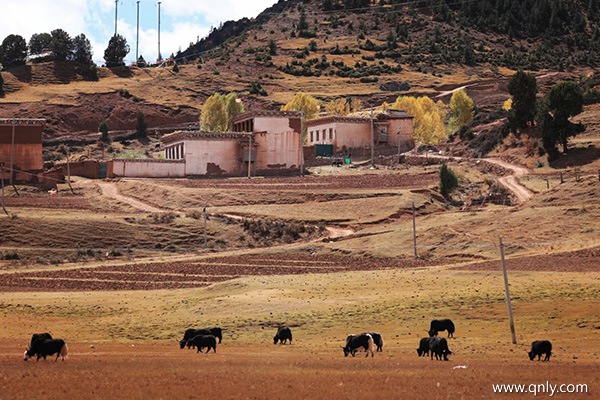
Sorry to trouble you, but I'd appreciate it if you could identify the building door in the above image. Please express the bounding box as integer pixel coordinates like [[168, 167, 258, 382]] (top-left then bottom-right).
[[99, 162, 107, 179]]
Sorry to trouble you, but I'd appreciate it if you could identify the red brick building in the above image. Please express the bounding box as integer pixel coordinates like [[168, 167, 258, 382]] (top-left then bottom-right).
[[0, 118, 45, 182]]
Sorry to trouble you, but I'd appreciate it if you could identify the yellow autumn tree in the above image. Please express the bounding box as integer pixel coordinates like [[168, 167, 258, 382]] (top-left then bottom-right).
[[281, 92, 320, 120], [448, 89, 474, 131], [391, 95, 447, 146], [200, 93, 228, 131], [324, 98, 350, 116], [224, 92, 244, 130], [349, 97, 363, 113]]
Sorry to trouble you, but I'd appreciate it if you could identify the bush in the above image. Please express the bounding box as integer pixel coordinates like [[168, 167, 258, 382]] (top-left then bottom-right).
[[439, 163, 458, 198]]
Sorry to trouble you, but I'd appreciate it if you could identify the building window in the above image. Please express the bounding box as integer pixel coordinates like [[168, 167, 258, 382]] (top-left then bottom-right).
[[329, 128, 333, 140], [310, 131, 314, 142]]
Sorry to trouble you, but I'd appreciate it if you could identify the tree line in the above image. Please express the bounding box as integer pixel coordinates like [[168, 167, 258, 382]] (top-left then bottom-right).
[[0, 30, 134, 75]]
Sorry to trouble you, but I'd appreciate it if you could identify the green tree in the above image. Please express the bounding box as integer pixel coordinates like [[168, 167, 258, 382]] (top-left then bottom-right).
[[136, 112, 148, 138], [224, 93, 244, 130], [449, 89, 474, 131], [28, 33, 52, 55], [72, 34, 93, 64], [439, 163, 458, 198], [104, 34, 130, 67], [507, 70, 537, 132], [200, 93, 228, 131], [298, 9, 309, 31], [268, 40, 277, 56], [49, 29, 73, 61], [0, 34, 28, 68], [98, 120, 110, 143], [536, 81, 585, 160]]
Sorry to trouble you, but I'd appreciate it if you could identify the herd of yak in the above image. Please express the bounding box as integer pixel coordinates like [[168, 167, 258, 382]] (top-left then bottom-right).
[[23, 318, 553, 363]]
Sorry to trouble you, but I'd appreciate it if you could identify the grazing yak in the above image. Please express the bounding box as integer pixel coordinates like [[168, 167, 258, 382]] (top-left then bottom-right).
[[187, 335, 217, 353], [180, 327, 223, 348], [429, 319, 455, 338], [416, 337, 430, 357], [343, 334, 374, 358], [29, 332, 52, 347], [528, 340, 552, 361], [361, 332, 383, 352], [273, 326, 293, 345], [428, 336, 452, 361], [24, 338, 68, 362]]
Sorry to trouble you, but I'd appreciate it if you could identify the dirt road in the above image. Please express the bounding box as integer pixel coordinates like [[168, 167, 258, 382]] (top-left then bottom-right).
[[96, 181, 166, 213], [484, 158, 534, 203]]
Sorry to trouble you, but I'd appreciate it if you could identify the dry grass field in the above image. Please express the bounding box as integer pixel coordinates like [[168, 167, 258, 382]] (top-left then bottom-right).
[[1, 153, 599, 399]]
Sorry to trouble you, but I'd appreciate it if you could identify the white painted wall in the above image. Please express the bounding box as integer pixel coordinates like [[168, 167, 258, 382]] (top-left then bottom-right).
[[254, 130, 302, 170], [183, 139, 243, 176], [111, 159, 185, 178]]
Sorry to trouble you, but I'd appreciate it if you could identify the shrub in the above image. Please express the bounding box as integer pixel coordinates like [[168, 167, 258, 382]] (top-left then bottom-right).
[[439, 163, 458, 198]]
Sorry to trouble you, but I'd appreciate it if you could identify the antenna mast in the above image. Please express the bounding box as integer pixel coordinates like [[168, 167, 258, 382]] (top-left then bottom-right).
[[114, 0, 118, 36], [157, 1, 162, 61], [136, 0, 140, 61]]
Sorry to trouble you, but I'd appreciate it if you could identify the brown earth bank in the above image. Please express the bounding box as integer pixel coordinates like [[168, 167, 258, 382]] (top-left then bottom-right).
[[454, 247, 600, 273]]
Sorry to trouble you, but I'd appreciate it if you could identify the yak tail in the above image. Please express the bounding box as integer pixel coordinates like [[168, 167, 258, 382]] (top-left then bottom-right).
[[366, 335, 374, 357], [60, 343, 68, 361]]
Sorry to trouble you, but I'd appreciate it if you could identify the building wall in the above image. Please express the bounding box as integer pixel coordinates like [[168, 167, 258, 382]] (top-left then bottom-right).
[[110, 159, 186, 178], [56, 160, 100, 179], [253, 116, 298, 136], [386, 119, 415, 151], [0, 124, 43, 171], [253, 130, 302, 171], [181, 139, 244, 176]]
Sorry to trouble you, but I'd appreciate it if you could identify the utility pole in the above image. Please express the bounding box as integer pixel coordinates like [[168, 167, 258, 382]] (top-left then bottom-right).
[[203, 207, 208, 248], [499, 237, 517, 344], [412, 202, 418, 258], [10, 119, 15, 186], [300, 111, 304, 176], [397, 129, 402, 165], [157, 1, 162, 61], [247, 134, 252, 179], [114, 0, 119, 36], [370, 104, 375, 169], [1, 163, 7, 215], [65, 146, 74, 194], [136, 0, 140, 61]]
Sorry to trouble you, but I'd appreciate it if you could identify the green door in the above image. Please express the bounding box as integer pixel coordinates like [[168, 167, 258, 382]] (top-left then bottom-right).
[[99, 162, 107, 179]]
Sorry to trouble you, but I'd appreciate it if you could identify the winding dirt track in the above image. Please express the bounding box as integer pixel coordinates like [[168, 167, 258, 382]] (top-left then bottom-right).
[[484, 158, 534, 203], [408, 152, 534, 204], [96, 181, 165, 213]]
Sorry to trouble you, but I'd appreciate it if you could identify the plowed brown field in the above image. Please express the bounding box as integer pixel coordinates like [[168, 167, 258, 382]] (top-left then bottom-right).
[[0, 253, 442, 291]]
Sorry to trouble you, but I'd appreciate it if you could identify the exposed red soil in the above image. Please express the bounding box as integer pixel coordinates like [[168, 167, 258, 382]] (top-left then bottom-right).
[[155, 171, 438, 190], [0, 253, 443, 292], [453, 247, 600, 272]]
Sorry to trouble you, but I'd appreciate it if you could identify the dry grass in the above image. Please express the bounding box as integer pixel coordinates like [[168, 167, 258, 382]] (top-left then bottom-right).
[[0, 266, 599, 399]]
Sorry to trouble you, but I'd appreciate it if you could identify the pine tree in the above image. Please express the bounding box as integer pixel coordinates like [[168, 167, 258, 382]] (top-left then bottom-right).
[[98, 120, 110, 143], [439, 163, 458, 198], [136, 113, 147, 138]]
